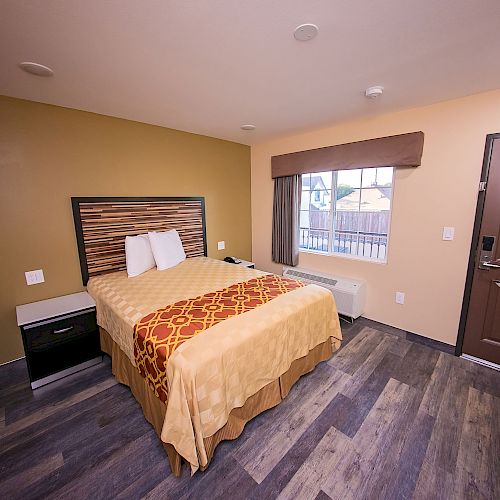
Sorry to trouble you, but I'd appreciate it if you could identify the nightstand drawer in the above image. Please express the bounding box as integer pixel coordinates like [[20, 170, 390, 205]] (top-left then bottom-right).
[[27, 331, 100, 384], [25, 309, 97, 351]]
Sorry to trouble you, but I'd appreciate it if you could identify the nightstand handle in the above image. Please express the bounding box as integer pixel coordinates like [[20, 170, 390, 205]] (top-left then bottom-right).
[[53, 326, 74, 334]]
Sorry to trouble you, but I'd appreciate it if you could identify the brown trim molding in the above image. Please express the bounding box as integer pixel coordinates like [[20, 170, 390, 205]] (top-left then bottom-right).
[[72, 196, 207, 285], [271, 131, 424, 178]]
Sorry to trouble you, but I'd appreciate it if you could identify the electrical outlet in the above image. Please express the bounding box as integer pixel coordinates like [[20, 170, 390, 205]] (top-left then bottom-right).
[[25, 269, 45, 285], [395, 291, 405, 305], [217, 241, 225, 250]]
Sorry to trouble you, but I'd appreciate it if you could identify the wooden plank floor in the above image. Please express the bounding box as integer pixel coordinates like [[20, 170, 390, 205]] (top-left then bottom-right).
[[0, 318, 498, 499]]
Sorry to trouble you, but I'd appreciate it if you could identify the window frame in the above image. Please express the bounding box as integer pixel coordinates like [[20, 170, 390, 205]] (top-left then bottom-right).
[[299, 168, 395, 263]]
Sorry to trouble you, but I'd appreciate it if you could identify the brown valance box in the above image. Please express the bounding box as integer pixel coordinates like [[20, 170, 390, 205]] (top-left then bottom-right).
[[271, 131, 424, 178]]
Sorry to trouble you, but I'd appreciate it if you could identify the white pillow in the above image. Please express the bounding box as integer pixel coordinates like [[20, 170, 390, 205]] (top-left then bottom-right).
[[125, 234, 156, 277], [148, 230, 186, 271]]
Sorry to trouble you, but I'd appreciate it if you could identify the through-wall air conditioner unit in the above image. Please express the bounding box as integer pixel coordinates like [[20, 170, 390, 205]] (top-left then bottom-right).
[[283, 267, 367, 320]]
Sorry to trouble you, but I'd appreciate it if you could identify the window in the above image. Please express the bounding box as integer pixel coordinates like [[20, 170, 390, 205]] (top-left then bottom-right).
[[300, 167, 394, 262]]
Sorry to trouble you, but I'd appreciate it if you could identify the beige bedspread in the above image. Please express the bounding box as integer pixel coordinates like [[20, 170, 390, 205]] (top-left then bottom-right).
[[87, 257, 342, 473]]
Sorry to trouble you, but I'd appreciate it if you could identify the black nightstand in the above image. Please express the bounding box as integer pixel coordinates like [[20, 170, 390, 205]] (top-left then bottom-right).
[[16, 292, 101, 389]]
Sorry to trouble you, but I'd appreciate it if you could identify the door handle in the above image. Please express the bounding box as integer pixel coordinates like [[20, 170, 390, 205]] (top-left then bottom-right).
[[483, 261, 500, 269]]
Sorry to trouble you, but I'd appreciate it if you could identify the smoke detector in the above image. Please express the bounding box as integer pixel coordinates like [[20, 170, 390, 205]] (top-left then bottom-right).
[[293, 24, 319, 41], [240, 124, 256, 131], [365, 86, 384, 99], [19, 62, 54, 77]]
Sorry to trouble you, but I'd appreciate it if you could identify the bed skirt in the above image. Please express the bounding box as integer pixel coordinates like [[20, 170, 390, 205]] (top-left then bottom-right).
[[100, 327, 340, 477]]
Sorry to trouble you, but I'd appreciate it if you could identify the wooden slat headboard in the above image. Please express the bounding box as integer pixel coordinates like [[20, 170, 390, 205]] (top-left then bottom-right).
[[72, 197, 207, 285]]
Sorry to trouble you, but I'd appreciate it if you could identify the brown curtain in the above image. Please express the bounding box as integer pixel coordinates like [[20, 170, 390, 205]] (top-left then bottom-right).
[[272, 175, 301, 266]]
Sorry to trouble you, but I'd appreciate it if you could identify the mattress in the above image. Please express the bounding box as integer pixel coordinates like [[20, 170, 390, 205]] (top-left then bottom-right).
[[87, 257, 342, 473]]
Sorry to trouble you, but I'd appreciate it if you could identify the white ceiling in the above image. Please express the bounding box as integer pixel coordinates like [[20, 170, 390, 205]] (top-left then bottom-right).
[[1, 1, 500, 145]]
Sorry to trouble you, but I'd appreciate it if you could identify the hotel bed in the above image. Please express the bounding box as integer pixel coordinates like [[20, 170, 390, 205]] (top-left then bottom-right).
[[72, 197, 342, 476]]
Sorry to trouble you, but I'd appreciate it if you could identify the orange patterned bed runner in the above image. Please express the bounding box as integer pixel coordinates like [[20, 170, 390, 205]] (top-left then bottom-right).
[[133, 274, 305, 401]]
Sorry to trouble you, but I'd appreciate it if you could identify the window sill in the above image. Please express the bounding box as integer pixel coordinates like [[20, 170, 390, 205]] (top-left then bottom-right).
[[299, 248, 388, 264]]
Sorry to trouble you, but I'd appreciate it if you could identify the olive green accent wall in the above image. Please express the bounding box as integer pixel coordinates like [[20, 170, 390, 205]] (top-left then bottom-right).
[[0, 96, 251, 365]]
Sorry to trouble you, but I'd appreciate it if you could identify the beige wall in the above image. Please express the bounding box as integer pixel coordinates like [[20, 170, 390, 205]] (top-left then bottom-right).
[[252, 89, 500, 346], [0, 96, 251, 364]]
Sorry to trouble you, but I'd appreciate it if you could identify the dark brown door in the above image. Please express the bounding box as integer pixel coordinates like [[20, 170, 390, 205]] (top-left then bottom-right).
[[461, 134, 500, 365]]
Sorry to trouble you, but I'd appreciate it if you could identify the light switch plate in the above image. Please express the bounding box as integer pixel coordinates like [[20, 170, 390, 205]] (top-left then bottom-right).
[[217, 241, 225, 250], [25, 269, 45, 285], [395, 291, 405, 305], [442, 227, 455, 241]]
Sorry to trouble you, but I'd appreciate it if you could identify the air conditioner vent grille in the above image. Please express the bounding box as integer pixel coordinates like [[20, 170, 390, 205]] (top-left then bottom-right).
[[287, 270, 338, 287], [283, 266, 367, 319]]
